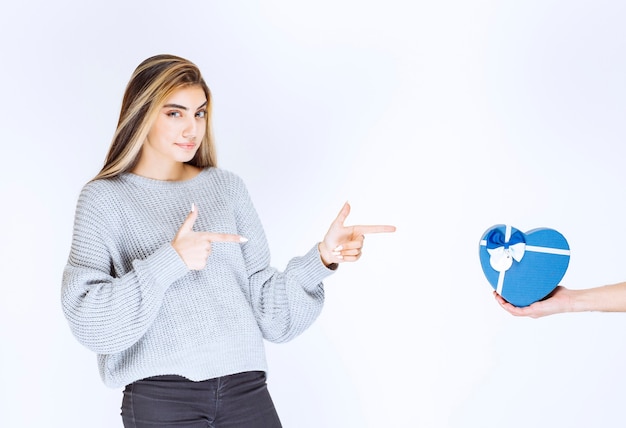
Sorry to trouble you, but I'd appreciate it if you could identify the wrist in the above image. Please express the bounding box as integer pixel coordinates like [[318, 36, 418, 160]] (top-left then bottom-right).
[[318, 242, 338, 270], [568, 288, 599, 313]]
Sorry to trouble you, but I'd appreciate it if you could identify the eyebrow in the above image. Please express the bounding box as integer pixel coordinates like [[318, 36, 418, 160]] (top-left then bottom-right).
[[162, 100, 208, 111]]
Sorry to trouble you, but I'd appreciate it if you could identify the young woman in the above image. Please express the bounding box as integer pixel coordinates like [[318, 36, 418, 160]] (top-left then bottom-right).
[[61, 54, 395, 427]]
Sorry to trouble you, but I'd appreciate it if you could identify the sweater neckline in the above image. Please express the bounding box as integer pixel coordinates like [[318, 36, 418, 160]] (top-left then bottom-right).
[[120, 167, 212, 188]]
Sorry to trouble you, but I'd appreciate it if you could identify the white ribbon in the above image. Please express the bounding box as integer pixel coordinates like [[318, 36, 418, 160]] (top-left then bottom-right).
[[485, 224, 526, 273], [487, 242, 526, 272]]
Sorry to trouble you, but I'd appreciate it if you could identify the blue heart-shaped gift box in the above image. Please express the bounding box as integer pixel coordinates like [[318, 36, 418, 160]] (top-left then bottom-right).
[[478, 224, 570, 307]]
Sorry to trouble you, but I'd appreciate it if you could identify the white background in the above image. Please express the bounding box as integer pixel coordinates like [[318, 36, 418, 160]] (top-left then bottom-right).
[[1, 1, 626, 427]]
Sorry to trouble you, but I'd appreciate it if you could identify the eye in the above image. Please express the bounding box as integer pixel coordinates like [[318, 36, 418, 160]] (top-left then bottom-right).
[[166, 110, 182, 118], [195, 110, 207, 119]]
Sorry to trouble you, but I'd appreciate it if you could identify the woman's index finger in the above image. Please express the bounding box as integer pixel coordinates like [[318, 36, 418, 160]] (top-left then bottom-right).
[[206, 233, 249, 243], [353, 225, 397, 235]]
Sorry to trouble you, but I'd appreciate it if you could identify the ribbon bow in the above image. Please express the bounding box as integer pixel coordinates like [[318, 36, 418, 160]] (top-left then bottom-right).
[[486, 226, 526, 272]]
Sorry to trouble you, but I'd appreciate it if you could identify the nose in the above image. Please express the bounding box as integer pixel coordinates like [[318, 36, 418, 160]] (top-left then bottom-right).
[[182, 116, 197, 141]]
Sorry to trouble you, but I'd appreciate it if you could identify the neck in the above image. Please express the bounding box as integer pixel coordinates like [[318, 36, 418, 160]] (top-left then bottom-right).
[[131, 159, 200, 181]]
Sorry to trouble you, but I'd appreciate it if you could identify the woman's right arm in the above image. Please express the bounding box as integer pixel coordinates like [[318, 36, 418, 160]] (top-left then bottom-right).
[[61, 189, 189, 355]]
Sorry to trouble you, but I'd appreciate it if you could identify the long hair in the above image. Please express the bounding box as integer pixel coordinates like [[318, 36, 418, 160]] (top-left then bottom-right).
[[94, 54, 216, 180]]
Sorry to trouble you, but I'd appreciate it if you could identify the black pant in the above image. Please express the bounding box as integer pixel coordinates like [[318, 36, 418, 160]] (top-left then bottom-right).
[[121, 371, 282, 428]]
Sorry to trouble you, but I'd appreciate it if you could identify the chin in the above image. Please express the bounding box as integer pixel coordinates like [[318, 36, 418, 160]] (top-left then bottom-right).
[[176, 153, 198, 163]]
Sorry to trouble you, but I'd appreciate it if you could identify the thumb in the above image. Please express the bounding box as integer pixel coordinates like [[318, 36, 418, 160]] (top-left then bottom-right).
[[178, 203, 199, 234], [332, 201, 350, 227]]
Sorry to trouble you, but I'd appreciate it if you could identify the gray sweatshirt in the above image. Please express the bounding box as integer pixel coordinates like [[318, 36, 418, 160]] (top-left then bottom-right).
[[61, 167, 330, 388]]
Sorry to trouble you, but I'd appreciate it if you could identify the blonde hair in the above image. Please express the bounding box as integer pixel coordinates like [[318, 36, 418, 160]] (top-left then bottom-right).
[[95, 54, 216, 180]]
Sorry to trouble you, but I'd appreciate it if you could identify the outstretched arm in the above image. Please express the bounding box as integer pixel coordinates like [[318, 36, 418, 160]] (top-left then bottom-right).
[[494, 282, 626, 318]]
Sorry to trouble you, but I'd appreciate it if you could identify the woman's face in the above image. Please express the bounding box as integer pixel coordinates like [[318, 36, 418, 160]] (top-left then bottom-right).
[[143, 85, 208, 165]]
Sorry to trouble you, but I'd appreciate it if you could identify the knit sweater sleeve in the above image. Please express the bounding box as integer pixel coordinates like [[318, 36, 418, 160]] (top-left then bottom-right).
[[61, 183, 189, 354], [231, 174, 331, 343]]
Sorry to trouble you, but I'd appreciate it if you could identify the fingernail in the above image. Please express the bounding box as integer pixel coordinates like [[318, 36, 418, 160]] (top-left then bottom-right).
[[240, 237, 249, 243], [191, 203, 196, 212], [334, 245, 343, 252], [332, 251, 341, 256]]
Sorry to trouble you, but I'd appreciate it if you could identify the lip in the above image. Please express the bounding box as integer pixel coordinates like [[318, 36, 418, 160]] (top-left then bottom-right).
[[175, 143, 197, 150]]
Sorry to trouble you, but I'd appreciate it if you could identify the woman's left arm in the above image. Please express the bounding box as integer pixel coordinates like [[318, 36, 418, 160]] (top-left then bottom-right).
[[233, 176, 395, 342], [231, 177, 327, 343]]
